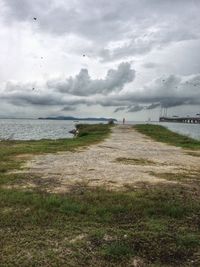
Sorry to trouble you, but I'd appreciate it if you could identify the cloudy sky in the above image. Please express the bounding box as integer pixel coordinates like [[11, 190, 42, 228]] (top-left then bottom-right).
[[0, 0, 200, 121]]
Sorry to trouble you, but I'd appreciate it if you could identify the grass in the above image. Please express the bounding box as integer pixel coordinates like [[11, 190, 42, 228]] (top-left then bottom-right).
[[116, 157, 156, 165], [1, 186, 200, 266], [186, 151, 200, 157], [0, 123, 111, 188], [134, 124, 200, 150], [1, 123, 200, 266], [0, 123, 111, 185], [150, 170, 200, 183]]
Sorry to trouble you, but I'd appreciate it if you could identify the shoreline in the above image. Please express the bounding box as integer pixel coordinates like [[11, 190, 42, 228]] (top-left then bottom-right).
[[0, 119, 200, 141]]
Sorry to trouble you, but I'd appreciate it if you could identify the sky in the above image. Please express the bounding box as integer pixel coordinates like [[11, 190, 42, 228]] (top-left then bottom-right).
[[0, 0, 200, 121]]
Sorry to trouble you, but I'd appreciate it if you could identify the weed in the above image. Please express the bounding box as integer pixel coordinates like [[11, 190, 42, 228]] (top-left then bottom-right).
[[116, 157, 156, 165]]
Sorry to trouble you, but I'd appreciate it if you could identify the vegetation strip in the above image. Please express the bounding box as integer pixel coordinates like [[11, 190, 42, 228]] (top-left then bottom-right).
[[1, 124, 200, 266], [134, 124, 200, 150], [1, 185, 200, 266]]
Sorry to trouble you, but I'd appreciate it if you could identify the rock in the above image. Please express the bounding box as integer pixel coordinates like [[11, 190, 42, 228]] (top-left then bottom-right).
[[130, 257, 145, 267], [103, 234, 115, 242], [108, 119, 115, 125], [69, 129, 79, 136]]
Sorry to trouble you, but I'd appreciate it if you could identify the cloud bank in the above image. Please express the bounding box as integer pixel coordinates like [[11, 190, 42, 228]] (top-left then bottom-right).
[[2, 0, 200, 62], [0, 0, 200, 118], [1, 68, 200, 114], [47, 62, 135, 96]]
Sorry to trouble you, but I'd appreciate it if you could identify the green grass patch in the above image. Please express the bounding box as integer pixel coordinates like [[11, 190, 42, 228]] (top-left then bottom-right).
[[135, 124, 200, 150], [1, 186, 200, 266], [101, 241, 133, 261]]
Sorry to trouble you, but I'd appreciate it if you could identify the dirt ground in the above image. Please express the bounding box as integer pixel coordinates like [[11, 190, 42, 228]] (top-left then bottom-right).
[[23, 125, 200, 192]]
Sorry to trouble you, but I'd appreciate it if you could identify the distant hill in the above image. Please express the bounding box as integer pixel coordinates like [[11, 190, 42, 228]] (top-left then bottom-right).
[[38, 116, 117, 122]]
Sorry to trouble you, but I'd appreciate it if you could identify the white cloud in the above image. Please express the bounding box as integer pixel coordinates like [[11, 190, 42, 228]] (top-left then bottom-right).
[[0, 0, 200, 119]]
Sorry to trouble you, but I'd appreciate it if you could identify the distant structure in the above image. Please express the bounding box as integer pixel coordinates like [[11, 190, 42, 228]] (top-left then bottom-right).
[[159, 116, 200, 124]]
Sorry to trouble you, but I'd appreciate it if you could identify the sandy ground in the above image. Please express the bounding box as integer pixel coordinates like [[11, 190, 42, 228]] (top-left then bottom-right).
[[23, 125, 199, 192]]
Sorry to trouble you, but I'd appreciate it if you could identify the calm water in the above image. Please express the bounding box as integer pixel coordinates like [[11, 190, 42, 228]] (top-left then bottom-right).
[[0, 119, 78, 140], [0, 119, 199, 141]]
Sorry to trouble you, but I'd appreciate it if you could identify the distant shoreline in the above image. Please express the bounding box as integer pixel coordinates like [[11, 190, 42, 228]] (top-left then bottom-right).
[[0, 117, 117, 122], [38, 116, 117, 122]]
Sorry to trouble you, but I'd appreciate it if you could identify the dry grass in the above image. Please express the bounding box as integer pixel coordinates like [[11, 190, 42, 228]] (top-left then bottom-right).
[[115, 157, 157, 165]]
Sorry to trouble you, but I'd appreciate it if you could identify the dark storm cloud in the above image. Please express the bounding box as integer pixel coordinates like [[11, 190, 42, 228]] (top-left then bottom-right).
[[1, 71, 200, 110], [85, 74, 200, 109], [116, 74, 200, 108], [127, 105, 144, 112], [3, 0, 200, 61], [47, 62, 135, 96], [114, 107, 126, 113], [1, 91, 67, 106], [146, 103, 160, 110], [61, 106, 76, 111], [1, 68, 200, 111]]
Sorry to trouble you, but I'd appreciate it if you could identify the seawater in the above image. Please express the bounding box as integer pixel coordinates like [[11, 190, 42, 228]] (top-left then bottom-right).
[[0, 119, 199, 141], [0, 119, 78, 140]]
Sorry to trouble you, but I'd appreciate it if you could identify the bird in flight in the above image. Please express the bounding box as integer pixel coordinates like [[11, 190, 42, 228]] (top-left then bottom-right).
[[33, 17, 37, 20]]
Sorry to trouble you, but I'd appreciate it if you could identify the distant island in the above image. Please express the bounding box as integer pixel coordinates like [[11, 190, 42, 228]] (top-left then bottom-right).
[[38, 116, 117, 122]]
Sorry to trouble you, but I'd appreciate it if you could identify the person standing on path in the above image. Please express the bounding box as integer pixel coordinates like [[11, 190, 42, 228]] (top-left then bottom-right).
[[123, 118, 125, 124]]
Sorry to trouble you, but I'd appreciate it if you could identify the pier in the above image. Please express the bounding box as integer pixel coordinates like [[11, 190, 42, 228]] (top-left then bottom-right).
[[159, 116, 200, 124]]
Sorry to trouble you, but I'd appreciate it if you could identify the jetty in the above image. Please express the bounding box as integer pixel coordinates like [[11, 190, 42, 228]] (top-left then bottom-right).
[[160, 116, 200, 124]]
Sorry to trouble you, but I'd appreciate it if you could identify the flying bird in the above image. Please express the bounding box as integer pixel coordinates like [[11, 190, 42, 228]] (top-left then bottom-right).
[[33, 17, 37, 20], [32, 87, 35, 90]]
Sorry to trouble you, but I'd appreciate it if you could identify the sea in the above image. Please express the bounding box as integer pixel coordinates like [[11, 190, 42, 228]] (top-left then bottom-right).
[[0, 119, 199, 141]]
